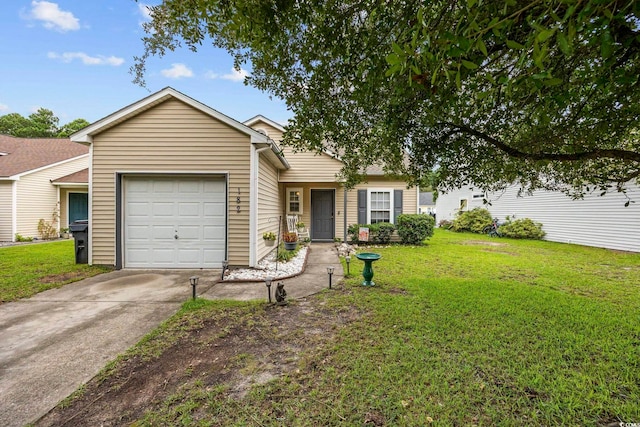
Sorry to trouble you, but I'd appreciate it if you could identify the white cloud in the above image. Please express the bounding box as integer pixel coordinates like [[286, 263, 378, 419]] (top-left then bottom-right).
[[29, 1, 80, 32], [0, 103, 9, 112], [48, 51, 125, 66], [204, 71, 219, 80], [221, 67, 250, 82], [138, 3, 153, 21], [161, 63, 193, 79]]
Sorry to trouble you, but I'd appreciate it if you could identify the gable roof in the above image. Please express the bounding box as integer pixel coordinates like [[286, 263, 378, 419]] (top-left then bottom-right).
[[71, 86, 289, 169], [244, 115, 286, 132], [52, 168, 88, 185], [0, 135, 89, 179]]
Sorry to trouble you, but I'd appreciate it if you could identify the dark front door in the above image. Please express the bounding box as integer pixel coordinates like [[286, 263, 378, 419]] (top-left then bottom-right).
[[311, 190, 334, 241], [69, 193, 88, 223]]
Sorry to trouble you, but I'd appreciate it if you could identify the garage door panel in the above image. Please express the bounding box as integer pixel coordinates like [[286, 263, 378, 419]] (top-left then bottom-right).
[[177, 225, 201, 240], [203, 225, 225, 240], [204, 202, 225, 218], [204, 249, 225, 263], [124, 176, 227, 268], [178, 202, 201, 217]]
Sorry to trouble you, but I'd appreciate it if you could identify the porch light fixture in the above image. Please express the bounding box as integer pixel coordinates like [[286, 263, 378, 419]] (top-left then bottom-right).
[[265, 276, 273, 303], [327, 266, 335, 289], [190, 276, 199, 300], [345, 255, 351, 276]]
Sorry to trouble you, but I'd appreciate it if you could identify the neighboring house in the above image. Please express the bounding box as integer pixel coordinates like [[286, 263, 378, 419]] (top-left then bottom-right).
[[0, 135, 89, 241], [70, 87, 418, 269], [418, 192, 435, 215], [436, 184, 640, 252]]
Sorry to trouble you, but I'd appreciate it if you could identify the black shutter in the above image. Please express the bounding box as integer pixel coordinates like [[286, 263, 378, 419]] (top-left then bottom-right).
[[357, 189, 367, 224], [394, 189, 403, 223]]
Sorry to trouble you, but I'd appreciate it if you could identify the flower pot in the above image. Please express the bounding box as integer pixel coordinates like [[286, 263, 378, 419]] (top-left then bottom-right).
[[284, 241, 298, 251], [264, 239, 275, 246]]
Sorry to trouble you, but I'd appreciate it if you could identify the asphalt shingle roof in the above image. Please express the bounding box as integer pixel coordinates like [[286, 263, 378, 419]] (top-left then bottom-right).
[[0, 135, 88, 178], [52, 168, 88, 184]]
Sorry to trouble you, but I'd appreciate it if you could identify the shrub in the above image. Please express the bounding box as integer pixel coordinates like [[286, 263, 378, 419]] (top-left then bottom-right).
[[347, 223, 396, 244], [451, 208, 493, 233], [15, 234, 33, 242], [499, 218, 546, 240], [276, 242, 301, 262], [396, 214, 435, 245]]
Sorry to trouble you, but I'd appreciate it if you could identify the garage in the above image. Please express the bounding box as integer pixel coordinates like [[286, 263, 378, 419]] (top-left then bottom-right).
[[123, 175, 227, 268]]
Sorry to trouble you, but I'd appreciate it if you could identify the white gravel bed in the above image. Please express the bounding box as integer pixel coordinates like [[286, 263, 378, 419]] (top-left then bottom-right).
[[223, 246, 308, 281]]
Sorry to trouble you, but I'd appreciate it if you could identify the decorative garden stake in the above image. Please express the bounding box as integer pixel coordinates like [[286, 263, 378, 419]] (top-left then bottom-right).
[[355, 253, 381, 286], [189, 276, 199, 300], [275, 282, 287, 305], [265, 276, 273, 303], [221, 260, 229, 280], [345, 255, 351, 276]]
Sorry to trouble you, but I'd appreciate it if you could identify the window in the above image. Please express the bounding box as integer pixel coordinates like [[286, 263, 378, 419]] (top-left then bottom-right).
[[287, 187, 303, 214], [369, 190, 391, 224], [459, 198, 468, 211]]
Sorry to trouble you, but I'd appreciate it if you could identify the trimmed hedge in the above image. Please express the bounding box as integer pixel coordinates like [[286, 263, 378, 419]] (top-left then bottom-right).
[[396, 214, 435, 245]]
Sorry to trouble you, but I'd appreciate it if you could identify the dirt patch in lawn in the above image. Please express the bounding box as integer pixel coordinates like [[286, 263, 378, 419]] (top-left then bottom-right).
[[38, 271, 89, 284], [461, 240, 507, 247], [35, 293, 361, 426]]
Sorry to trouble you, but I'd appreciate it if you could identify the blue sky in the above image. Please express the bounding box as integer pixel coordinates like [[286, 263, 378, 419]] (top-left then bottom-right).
[[0, 1, 292, 125]]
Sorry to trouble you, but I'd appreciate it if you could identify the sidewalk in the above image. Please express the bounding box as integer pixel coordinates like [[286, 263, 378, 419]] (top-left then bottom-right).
[[202, 242, 343, 301]]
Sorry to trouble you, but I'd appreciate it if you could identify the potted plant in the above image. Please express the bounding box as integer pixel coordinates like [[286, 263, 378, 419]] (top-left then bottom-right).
[[262, 231, 276, 246], [60, 227, 70, 239], [282, 232, 298, 251], [297, 221, 305, 230]]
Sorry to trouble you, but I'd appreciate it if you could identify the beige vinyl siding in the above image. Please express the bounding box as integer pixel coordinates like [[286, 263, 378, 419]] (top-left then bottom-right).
[[15, 156, 88, 239], [279, 147, 343, 183], [91, 98, 252, 266], [257, 154, 281, 261], [250, 122, 284, 142], [0, 182, 13, 241], [60, 187, 88, 228], [279, 183, 344, 239]]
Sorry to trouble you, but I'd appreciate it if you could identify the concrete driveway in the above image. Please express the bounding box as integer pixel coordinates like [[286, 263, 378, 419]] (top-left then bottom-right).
[[0, 269, 217, 427]]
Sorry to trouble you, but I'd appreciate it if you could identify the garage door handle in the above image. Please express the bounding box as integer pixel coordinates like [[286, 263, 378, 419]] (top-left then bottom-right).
[[174, 234, 178, 239]]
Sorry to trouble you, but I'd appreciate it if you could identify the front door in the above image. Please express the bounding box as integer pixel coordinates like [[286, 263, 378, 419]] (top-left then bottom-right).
[[311, 189, 334, 241], [68, 193, 88, 223]]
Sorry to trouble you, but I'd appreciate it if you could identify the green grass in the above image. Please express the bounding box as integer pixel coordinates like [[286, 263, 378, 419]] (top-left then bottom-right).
[[79, 231, 640, 425], [0, 239, 111, 302]]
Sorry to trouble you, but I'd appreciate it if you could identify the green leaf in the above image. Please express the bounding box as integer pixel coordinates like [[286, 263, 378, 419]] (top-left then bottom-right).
[[385, 53, 400, 65], [392, 42, 404, 57], [543, 78, 563, 86], [455, 70, 461, 89], [601, 30, 613, 59], [536, 29, 554, 43], [506, 39, 525, 50], [476, 38, 488, 56], [467, 0, 478, 8], [461, 60, 479, 69], [557, 32, 571, 55]]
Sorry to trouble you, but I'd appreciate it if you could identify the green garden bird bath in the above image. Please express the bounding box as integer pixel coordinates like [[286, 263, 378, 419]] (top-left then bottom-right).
[[355, 253, 381, 286]]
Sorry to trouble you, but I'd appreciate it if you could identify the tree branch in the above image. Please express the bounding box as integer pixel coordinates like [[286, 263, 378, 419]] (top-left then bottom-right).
[[441, 122, 640, 163]]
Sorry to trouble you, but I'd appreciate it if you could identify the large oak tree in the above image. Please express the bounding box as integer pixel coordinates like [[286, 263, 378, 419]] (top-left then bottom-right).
[[133, 0, 640, 196]]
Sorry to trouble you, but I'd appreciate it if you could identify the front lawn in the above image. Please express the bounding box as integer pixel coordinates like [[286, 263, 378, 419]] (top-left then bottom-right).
[[41, 230, 640, 425], [0, 240, 111, 302]]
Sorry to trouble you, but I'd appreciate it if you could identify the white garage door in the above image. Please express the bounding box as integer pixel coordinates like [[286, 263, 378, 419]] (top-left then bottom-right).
[[124, 176, 226, 268]]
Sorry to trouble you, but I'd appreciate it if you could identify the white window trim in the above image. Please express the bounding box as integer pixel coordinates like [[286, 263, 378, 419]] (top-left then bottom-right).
[[286, 187, 303, 214], [367, 188, 393, 224]]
